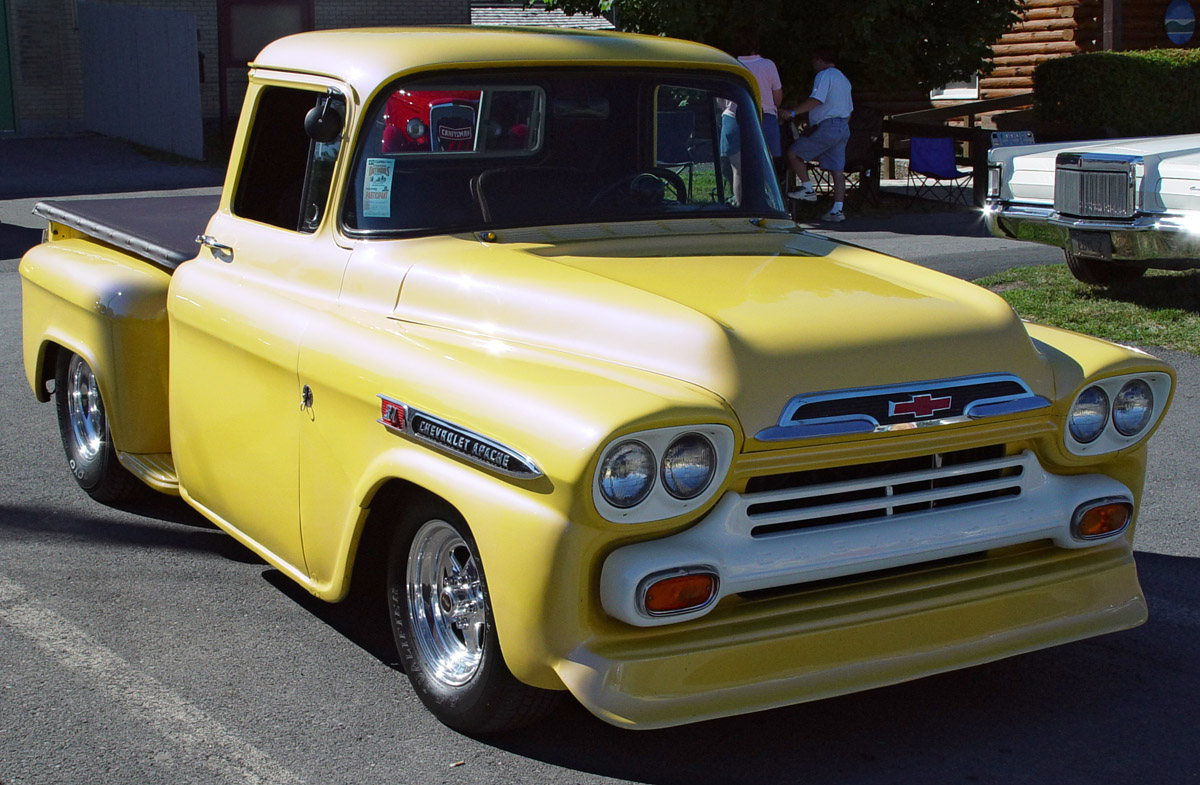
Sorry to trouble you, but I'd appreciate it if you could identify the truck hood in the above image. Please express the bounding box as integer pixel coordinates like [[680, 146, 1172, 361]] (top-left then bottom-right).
[[390, 224, 1052, 445]]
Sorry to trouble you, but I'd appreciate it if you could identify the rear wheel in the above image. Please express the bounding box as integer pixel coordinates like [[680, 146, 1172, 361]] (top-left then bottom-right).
[[54, 351, 143, 503], [386, 500, 559, 733], [1065, 250, 1146, 285]]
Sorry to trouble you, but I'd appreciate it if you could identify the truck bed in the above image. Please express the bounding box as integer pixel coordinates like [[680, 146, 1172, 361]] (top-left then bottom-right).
[[34, 194, 219, 270]]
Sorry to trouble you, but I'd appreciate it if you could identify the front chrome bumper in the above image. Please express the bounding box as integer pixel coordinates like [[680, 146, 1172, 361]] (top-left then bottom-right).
[[984, 201, 1200, 267]]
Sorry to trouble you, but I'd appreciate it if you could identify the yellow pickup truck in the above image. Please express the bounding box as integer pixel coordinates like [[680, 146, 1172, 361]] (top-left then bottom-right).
[[19, 27, 1175, 733]]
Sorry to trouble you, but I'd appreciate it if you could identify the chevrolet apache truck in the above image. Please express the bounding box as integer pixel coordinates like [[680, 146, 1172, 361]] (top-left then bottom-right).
[[21, 27, 1175, 732]]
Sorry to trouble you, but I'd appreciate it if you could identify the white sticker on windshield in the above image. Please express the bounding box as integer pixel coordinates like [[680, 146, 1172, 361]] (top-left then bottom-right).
[[363, 157, 394, 218]]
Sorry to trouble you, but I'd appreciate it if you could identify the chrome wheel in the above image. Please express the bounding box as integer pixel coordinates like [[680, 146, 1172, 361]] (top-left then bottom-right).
[[406, 519, 487, 687], [65, 354, 105, 463], [54, 351, 142, 503]]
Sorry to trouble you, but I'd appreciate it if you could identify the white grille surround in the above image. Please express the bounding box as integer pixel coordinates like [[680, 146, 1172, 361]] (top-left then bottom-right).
[[600, 450, 1133, 627]]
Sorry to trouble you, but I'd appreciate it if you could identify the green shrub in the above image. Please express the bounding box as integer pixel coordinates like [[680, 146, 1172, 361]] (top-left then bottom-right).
[[1033, 49, 1200, 136]]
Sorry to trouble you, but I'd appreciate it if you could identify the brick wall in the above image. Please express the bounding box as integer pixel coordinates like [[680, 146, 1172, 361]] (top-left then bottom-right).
[[5, 0, 468, 134]]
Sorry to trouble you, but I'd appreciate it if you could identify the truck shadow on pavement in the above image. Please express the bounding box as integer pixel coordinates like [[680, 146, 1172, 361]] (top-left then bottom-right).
[[261, 541, 1200, 784], [0, 500, 262, 565], [483, 551, 1199, 785]]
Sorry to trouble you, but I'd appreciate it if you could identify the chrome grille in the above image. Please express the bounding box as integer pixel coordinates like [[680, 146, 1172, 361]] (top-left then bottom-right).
[[1054, 152, 1137, 219], [743, 445, 1026, 537]]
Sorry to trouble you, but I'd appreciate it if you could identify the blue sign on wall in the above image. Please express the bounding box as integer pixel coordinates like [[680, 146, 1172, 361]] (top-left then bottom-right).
[[1165, 0, 1196, 45]]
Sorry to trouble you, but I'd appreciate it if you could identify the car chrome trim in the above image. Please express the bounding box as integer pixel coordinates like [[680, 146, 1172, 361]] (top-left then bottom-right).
[[756, 374, 1047, 442], [985, 200, 1200, 264], [964, 394, 1052, 418], [376, 394, 543, 479]]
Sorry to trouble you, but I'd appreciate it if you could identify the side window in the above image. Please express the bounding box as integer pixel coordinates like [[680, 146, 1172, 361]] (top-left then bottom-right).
[[233, 86, 345, 232], [655, 86, 738, 206]]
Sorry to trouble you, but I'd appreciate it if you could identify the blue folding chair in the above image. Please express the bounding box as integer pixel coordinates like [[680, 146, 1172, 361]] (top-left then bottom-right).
[[907, 136, 972, 206]]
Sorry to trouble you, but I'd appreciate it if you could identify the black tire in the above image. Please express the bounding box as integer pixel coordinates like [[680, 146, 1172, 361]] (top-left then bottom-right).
[[386, 500, 560, 733], [53, 351, 143, 503], [1065, 250, 1146, 286]]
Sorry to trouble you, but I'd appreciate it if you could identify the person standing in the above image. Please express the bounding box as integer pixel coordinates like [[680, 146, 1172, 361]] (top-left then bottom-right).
[[781, 48, 853, 222], [734, 27, 784, 164]]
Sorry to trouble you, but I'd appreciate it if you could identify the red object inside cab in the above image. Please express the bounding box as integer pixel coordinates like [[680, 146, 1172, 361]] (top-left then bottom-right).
[[382, 89, 481, 152]]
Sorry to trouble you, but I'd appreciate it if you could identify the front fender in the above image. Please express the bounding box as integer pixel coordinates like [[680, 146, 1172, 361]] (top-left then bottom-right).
[[295, 312, 740, 689]]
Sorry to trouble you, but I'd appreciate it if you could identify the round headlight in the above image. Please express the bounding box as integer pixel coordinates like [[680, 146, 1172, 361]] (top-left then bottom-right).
[[405, 117, 426, 139], [1069, 385, 1110, 444], [1113, 379, 1154, 436], [661, 433, 717, 500], [598, 440, 656, 508]]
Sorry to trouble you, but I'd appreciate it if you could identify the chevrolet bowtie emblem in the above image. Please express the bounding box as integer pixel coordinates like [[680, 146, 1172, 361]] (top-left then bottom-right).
[[889, 394, 953, 419]]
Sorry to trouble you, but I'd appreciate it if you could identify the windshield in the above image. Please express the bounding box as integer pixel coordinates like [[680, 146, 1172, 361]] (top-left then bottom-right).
[[344, 69, 786, 235]]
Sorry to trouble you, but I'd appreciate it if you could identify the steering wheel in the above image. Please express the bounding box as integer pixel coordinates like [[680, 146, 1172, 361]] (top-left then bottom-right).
[[591, 167, 689, 209]]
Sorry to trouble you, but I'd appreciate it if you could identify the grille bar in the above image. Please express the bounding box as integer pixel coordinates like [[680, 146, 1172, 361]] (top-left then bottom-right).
[[747, 473, 1025, 530], [744, 451, 1026, 507], [742, 448, 1030, 537]]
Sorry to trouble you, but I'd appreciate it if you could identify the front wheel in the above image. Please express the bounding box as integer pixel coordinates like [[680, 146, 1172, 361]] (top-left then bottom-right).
[[387, 501, 559, 733], [1065, 250, 1146, 286], [54, 351, 143, 503]]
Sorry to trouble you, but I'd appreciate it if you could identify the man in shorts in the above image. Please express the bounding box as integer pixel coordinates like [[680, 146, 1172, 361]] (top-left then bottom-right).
[[780, 49, 853, 222]]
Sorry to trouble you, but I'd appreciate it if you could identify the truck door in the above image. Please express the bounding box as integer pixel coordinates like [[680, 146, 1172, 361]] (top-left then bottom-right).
[[168, 83, 348, 576]]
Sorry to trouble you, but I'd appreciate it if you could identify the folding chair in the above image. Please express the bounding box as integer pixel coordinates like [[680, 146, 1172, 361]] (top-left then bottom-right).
[[656, 111, 696, 193], [843, 107, 883, 208], [907, 136, 972, 206]]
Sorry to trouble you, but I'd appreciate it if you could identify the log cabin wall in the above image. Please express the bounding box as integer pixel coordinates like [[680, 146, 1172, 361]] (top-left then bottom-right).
[[982, 0, 1196, 98]]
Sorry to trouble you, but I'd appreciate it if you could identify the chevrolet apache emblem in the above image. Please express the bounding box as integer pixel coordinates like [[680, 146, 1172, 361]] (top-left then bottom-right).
[[377, 395, 542, 479]]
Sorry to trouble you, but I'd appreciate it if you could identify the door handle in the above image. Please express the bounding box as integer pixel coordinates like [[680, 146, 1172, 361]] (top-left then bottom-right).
[[196, 234, 234, 261]]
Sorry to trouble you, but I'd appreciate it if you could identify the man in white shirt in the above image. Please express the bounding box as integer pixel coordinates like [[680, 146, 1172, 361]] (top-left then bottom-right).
[[781, 49, 853, 222]]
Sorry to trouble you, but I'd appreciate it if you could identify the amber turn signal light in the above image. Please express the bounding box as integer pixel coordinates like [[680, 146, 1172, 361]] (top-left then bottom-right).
[[642, 571, 718, 616], [1072, 499, 1133, 540]]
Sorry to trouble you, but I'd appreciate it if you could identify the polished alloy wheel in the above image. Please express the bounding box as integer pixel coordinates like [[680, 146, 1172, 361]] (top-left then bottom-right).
[[66, 354, 105, 462], [406, 519, 487, 687]]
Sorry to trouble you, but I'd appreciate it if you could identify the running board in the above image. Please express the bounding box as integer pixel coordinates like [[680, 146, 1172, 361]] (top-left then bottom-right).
[[117, 452, 180, 496]]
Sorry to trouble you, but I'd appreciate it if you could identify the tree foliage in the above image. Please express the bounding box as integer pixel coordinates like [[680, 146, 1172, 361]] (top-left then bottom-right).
[[545, 0, 1023, 95]]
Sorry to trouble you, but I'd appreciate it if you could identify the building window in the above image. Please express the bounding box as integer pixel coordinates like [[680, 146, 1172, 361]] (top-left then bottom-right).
[[930, 76, 979, 101]]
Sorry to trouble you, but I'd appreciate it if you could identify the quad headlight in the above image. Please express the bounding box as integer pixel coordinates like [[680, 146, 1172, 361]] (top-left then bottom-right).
[[1064, 372, 1172, 456], [1112, 379, 1154, 436], [661, 433, 717, 500], [594, 425, 734, 523], [1068, 385, 1109, 444], [597, 440, 656, 508]]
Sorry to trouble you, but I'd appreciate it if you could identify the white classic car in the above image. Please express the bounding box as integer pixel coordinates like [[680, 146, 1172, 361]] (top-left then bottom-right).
[[985, 133, 1200, 284]]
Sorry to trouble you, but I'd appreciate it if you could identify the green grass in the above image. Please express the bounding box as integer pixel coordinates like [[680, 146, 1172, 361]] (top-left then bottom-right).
[[974, 265, 1200, 355]]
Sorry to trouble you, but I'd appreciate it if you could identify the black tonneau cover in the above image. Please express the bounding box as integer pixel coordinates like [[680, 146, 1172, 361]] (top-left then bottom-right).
[[34, 194, 220, 270]]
